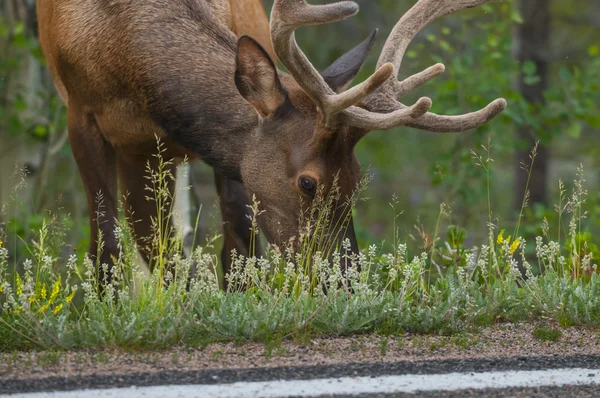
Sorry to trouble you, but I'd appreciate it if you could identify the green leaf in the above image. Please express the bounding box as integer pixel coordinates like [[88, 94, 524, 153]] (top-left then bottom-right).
[[511, 11, 524, 24], [522, 61, 537, 76], [439, 40, 453, 53], [584, 114, 600, 129], [523, 75, 541, 86], [7, 114, 22, 136], [567, 122, 582, 139], [12, 33, 29, 49], [13, 22, 25, 36], [14, 97, 27, 112], [34, 125, 48, 139], [559, 66, 571, 81]]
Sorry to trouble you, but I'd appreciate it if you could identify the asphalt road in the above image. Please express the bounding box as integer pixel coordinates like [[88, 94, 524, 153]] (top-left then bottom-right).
[[2, 354, 600, 397]]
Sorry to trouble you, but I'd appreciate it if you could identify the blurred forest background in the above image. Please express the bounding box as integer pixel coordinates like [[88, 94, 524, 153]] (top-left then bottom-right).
[[0, 0, 599, 260]]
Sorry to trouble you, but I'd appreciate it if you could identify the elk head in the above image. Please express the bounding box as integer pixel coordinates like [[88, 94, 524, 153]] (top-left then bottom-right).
[[234, 0, 506, 255]]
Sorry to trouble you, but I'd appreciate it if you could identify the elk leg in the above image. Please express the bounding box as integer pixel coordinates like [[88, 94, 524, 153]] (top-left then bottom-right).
[[213, 170, 262, 289], [68, 110, 118, 285], [116, 151, 180, 278]]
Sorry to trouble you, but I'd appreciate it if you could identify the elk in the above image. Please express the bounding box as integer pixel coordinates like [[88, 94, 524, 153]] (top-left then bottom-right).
[[37, 0, 506, 285]]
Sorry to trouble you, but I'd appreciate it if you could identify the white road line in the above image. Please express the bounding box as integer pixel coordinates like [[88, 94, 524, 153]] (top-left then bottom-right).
[[3, 368, 600, 398]]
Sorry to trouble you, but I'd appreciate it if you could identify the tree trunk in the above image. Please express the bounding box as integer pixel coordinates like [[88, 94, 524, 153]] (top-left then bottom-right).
[[0, 0, 46, 211], [513, 0, 551, 210]]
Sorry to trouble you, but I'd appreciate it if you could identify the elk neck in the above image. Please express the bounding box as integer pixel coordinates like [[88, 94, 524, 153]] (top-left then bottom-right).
[[136, 2, 261, 182]]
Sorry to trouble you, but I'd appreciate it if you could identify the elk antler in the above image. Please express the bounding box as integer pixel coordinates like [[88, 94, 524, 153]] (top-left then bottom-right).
[[367, 0, 507, 134], [270, 0, 433, 130], [270, 0, 506, 134]]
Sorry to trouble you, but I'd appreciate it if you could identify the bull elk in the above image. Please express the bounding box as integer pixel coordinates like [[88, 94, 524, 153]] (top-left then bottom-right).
[[37, 0, 506, 285]]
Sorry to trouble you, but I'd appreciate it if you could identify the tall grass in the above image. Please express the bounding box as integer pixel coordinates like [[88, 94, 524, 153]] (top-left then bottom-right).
[[1, 139, 599, 352]]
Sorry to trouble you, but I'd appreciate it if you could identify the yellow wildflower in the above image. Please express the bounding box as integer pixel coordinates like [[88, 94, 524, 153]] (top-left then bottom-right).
[[15, 274, 23, 296], [38, 303, 49, 313], [29, 295, 37, 304], [0, 239, 3, 248], [0, 281, 3, 294], [53, 304, 63, 315], [66, 289, 77, 303], [49, 279, 61, 301], [510, 238, 521, 255], [41, 284, 47, 300], [497, 230, 505, 245]]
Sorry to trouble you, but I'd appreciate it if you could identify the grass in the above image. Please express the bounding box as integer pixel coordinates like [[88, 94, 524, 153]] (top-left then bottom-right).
[[378, 337, 389, 356], [1, 139, 600, 352], [532, 327, 563, 342]]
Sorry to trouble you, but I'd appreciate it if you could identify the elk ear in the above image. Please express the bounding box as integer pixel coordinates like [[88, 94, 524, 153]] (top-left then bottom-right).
[[235, 36, 287, 118], [321, 29, 378, 94]]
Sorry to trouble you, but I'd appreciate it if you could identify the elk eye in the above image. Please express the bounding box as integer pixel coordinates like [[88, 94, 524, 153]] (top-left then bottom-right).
[[298, 176, 317, 198]]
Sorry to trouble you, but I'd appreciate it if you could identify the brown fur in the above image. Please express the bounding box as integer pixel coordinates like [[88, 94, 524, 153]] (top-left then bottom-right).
[[227, 0, 275, 61], [37, 0, 366, 282]]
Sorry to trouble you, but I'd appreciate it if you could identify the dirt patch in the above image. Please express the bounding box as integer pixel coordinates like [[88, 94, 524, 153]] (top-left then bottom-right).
[[1, 323, 599, 381]]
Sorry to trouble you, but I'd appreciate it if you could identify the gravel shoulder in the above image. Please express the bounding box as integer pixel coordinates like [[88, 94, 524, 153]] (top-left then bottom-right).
[[1, 323, 599, 382]]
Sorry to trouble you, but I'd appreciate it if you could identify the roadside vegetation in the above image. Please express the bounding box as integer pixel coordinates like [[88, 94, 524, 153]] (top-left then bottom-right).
[[1, 140, 599, 352]]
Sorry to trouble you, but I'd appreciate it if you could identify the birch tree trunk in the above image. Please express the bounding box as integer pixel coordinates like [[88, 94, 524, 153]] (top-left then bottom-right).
[[0, 0, 45, 212]]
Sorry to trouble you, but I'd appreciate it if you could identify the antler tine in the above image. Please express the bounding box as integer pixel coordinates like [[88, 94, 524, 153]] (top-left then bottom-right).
[[271, 0, 404, 127], [376, 0, 504, 75], [394, 63, 445, 98], [362, 0, 506, 133], [270, 0, 360, 108], [406, 98, 508, 132], [345, 97, 433, 131], [371, 98, 506, 133]]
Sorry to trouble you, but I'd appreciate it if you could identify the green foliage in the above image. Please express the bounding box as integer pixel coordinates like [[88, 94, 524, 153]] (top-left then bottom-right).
[[0, 17, 52, 139], [1, 151, 600, 351]]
